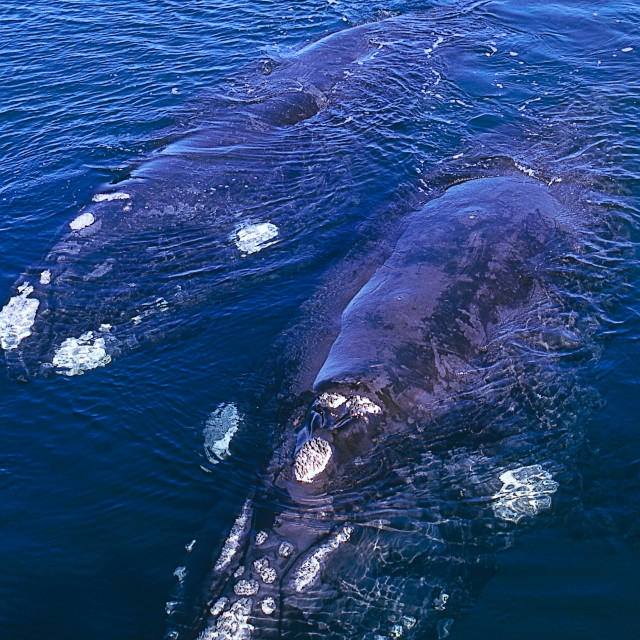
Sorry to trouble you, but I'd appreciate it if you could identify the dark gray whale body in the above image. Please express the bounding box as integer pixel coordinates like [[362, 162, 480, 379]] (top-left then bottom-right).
[[0, 20, 382, 377], [189, 176, 583, 640]]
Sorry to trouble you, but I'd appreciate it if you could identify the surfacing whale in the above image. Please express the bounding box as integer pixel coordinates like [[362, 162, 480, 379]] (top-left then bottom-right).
[[0, 18, 401, 378], [179, 176, 590, 640]]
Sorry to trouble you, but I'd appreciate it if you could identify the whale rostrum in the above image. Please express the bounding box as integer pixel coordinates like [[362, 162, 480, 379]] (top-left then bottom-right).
[[179, 176, 591, 640]]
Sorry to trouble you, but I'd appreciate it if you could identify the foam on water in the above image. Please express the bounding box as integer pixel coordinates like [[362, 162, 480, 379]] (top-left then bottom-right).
[[204, 403, 241, 464], [234, 223, 279, 255], [51, 331, 111, 376], [491, 464, 559, 523], [0, 282, 40, 351]]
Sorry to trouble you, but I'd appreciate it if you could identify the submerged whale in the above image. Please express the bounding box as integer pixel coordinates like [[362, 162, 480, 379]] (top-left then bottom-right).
[[0, 19, 399, 378], [180, 176, 589, 640]]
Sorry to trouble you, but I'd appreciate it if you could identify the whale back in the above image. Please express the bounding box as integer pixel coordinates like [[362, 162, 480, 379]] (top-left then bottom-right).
[[315, 176, 562, 416]]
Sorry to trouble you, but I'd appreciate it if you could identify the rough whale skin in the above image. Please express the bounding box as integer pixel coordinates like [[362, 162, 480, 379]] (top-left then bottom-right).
[[181, 176, 588, 640], [0, 20, 387, 378]]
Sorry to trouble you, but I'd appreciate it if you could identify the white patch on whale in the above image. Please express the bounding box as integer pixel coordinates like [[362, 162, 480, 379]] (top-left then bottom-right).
[[492, 464, 559, 523], [260, 597, 276, 616], [210, 597, 228, 616], [346, 395, 382, 416], [39, 270, 52, 285], [316, 393, 381, 416], [214, 500, 252, 572], [52, 331, 111, 376], [234, 579, 259, 596], [317, 392, 347, 409], [292, 524, 353, 592], [92, 191, 130, 202], [253, 558, 277, 584], [204, 403, 241, 464], [254, 531, 268, 546], [69, 212, 95, 230], [294, 437, 332, 483], [201, 597, 253, 640], [234, 222, 279, 255], [0, 282, 40, 351]]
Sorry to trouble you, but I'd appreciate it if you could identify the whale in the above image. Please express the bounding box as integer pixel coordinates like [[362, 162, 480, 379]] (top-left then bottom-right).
[[176, 176, 591, 640], [0, 18, 410, 378]]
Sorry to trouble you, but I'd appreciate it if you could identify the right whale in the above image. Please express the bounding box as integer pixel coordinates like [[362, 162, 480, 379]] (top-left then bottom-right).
[[178, 175, 593, 640]]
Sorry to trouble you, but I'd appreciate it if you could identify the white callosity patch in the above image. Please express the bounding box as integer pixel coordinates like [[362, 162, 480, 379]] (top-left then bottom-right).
[[317, 392, 347, 409], [255, 531, 268, 546], [260, 597, 276, 616], [316, 392, 381, 416], [492, 464, 559, 523], [214, 500, 252, 572], [235, 222, 279, 255], [200, 597, 253, 640], [69, 212, 95, 230], [253, 558, 277, 584], [210, 597, 228, 617], [346, 395, 382, 417], [0, 283, 40, 351], [52, 331, 111, 376], [292, 525, 353, 593], [278, 541, 294, 558], [204, 403, 241, 464], [234, 579, 259, 597], [294, 437, 332, 483], [39, 270, 51, 285], [92, 191, 130, 203]]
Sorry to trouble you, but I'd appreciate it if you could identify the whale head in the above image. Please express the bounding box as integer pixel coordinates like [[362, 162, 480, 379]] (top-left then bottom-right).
[[292, 390, 384, 487]]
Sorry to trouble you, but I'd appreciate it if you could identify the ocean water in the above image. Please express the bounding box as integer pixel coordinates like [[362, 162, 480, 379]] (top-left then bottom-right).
[[1, 0, 639, 638]]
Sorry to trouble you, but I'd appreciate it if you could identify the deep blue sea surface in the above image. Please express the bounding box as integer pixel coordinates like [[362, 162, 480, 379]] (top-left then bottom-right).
[[1, 0, 639, 638]]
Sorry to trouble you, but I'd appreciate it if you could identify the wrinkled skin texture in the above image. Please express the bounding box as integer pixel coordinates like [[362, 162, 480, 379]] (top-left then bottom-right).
[[187, 177, 586, 640]]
